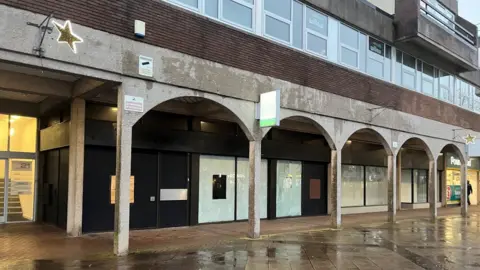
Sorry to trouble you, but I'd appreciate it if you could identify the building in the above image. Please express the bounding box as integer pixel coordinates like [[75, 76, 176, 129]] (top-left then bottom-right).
[[0, 0, 480, 255]]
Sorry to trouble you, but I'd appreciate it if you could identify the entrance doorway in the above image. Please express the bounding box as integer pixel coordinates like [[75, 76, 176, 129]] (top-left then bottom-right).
[[301, 162, 327, 216], [0, 114, 38, 223]]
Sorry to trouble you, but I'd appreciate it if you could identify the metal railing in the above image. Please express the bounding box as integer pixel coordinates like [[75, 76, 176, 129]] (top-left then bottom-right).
[[419, 0, 476, 46]]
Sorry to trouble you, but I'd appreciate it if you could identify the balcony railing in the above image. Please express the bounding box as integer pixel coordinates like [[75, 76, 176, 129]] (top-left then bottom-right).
[[420, 0, 476, 46]]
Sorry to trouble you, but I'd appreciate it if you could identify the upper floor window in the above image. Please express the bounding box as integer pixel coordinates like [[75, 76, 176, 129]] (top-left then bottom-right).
[[367, 37, 391, 81], [170, 0, 254, 30], [305, 7, 328, 57], [396, 51, 416, 90], [339, 24, 360, 68], [438, 70, 454, 103], [419, 61, 437, 97], [455, 79, 474, 110]]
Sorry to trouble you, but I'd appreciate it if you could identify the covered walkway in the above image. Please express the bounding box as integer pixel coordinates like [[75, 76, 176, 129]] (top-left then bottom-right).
[[1, 206, 478, 262]]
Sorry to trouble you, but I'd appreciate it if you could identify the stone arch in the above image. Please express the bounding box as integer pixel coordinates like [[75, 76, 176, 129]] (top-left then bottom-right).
[[394, 134, 435, 161], [122, 79, 256, 140], [435, 142, 467, 165], [339, 126, 393, 155], [263, 109, 336, 150]]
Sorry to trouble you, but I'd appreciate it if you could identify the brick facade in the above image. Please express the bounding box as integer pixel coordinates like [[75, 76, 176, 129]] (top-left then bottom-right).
[[1, 0, 479, 131]]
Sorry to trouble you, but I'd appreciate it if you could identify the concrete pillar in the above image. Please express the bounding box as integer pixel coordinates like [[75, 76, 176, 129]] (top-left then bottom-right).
[[387, 155, 396, 223], [114, 89, 133, 256], [66, 98, 85, 237], [441, 156, 447, 207], [428, 159, 438, 220], [396, 150, 402, 210], [330, 150, 341, 228], [248, 138, 261, 238], [461, 163, 468, 217]]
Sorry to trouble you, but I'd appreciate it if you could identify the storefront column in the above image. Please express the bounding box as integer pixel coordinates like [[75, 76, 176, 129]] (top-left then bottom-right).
[[387, 155, 396, 222], [396, 150, 402, 210], [114, 89, 133, 256], [248, 137, 261, 238], [428, 159, 438, 220], [66, 98, 85, 237], [461, 163, 468, 217], [441, 157, 447, 207], [330, 150, 341, 228]]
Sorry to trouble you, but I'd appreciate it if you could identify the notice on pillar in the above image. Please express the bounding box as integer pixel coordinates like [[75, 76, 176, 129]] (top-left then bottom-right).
[[110, 176, 135, 204], [124, 95, 144, 113]]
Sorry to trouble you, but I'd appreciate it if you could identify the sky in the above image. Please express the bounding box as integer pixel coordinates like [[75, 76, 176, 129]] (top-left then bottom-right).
[[458, 0, 480, 25]]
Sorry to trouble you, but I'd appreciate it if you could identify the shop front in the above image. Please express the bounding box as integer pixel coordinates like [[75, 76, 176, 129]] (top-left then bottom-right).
[[75, 103, 332, 233], [445, 153, 480, 206], [0, 114, 38, 224]]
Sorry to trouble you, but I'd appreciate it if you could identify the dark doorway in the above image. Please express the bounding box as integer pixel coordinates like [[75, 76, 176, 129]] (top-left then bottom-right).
[[158, 152, 189, 228], [301, 162, 327, 216]]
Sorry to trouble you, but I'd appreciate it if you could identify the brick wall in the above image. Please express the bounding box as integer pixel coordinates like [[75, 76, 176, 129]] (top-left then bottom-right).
[[1, 0, 479, 131]]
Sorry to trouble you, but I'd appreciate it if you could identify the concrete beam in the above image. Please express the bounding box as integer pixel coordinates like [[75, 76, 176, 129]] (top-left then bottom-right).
[[0, 70, 72, 97], [73, 78, 118, 99], [39, 97, 69, 114]]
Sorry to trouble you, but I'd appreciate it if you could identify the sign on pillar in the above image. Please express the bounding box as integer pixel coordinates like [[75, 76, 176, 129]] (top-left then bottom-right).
[[257, 89, 280, 128], [124, 95, 144, 113]]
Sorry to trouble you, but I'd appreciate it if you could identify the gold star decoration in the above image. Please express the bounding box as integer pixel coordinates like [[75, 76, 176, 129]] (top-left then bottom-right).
[[52, 20, 83, 53], [463, 134, 476, 145]]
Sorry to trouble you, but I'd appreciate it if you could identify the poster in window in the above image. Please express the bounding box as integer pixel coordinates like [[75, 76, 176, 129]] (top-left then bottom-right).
[[110, 176, 135, 204], [369, 38, 384, 56], [309, 179, 321, 199], [212, 174, 227, 200]]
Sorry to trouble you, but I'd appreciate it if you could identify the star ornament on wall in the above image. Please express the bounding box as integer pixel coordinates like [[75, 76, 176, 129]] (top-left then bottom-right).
[[52, 20, 83, 54], [463, 134, 476, 145]]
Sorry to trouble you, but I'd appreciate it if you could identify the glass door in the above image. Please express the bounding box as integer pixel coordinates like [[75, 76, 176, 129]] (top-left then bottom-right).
[[7, 159, 35, 222], [0, 159, 6, 223]]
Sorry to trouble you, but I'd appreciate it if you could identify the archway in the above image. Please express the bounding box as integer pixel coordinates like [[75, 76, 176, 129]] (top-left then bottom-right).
[[396, 137, 436, 216], [437, 143, 469, 216], [262, 113, 335, 221], [340, 128, 393, 220]]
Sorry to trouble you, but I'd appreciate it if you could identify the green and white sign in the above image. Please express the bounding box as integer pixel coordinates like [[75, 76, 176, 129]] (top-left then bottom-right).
[[259, 90, 280, 128]]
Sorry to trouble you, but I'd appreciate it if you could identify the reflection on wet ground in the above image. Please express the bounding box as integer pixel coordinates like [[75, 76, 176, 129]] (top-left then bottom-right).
[[4, 214, 480, 269]]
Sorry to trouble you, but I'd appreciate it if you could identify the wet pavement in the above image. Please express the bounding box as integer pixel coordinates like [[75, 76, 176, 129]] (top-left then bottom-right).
[[2, 209, 480, 269]]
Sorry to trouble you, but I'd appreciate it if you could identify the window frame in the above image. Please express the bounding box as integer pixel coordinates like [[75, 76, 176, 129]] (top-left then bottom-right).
[[338, 23, 361, 69], [304, 6, 329, 58], [263, 0, 293, 45], [220, 0, 255, 31]]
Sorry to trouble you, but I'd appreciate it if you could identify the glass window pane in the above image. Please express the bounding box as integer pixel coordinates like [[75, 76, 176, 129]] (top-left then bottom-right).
[[365, 167, 387, 206], [369, 37, 384, 56], [367, 58, 384, 79], [0, 114, 8, 151], [265, 15, 290, 42], [402, 54, 416, 71], [292, 1, 303, 49], [307, 33, 327, 56], [422, 79, 434, 96], [414, 169, 428, 203], [265, 0, 291, 20], [276, 160, 302, 217], [236, 159, 268, 220], [401, 169, 412, 203], [223, 0, 253, 28], [8, 159, 35, 222], [341, 47, 358, 67], [198, 155, 235, 223], [205, 0, 219, 17], [340, 24, 358, 49], [341, 165, 364, 207], [402, 71, 415, 89], [173, 0, 199, 8], [9, 116, 37, 153], [306, 7, 328, 35]]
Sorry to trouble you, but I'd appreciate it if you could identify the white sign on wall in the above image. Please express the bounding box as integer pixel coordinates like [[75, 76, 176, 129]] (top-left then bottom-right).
[[259, 90, 280, 128], [124, 95, 144, 113], [138, 55, 153, 77]]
